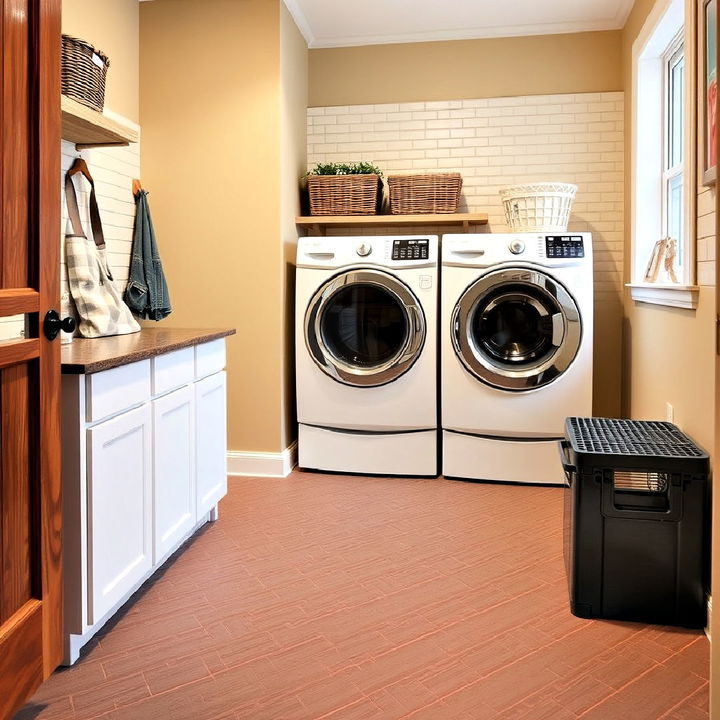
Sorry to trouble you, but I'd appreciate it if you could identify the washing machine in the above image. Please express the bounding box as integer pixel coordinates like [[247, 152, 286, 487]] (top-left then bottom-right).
[[296, 234, 439, 476], [441, 232, 593, 484]]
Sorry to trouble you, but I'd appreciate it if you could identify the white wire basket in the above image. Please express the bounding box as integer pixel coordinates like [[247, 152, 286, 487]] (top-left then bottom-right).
[[500, 183, 577, 232]]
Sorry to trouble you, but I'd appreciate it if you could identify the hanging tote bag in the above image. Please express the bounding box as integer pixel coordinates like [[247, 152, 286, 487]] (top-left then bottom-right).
[[64, 159, 140, 338]]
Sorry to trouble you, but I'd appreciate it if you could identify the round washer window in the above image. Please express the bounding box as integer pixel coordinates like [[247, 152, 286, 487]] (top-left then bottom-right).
[[471, 285, 559, 367], [452, 268, 581, 391], [320, 283, 409, 368], [305, 269, 426, 387]]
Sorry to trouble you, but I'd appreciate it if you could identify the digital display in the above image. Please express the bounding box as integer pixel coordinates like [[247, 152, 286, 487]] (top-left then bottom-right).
[[545, 235, 585, 259], [392, 238, 430, 260]]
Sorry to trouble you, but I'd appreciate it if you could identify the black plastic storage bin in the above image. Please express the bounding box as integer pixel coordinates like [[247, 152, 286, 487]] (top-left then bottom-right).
[[560, 417, 709, 628]]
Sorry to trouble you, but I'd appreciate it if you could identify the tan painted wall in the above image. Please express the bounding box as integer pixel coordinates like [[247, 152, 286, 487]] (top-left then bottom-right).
[[621, 0, 716, 712], [280, 4, 308, 447], [622, 0, 715, 452], [62, 0, 139, 122], [309, 31, 623, 108], [140, 0, 287, 453]]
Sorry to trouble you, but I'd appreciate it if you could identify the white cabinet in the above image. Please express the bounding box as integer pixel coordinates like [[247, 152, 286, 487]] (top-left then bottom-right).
[[153, 385, 196, 564], [87, 404, 152, 624], [62, 337, 229, 665], [195, 371, 228, 518]]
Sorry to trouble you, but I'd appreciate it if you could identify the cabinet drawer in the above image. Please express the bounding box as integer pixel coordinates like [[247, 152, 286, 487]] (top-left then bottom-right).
[[87, 404, 152, 625], [86, 360, 151, 424], [195, 339, 226, 380], [152, 347, 195, 397]]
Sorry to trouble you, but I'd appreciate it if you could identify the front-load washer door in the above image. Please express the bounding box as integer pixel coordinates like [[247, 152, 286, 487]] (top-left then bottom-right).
[[305, 269, 426, 387], [452, 268, 581, 391]]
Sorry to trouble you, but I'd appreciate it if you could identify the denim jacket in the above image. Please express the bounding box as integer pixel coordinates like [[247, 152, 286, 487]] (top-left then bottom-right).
[[125, 189, 171, 321]]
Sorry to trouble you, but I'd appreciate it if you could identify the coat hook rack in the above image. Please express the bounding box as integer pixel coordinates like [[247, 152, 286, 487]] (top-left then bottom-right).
[[132, 178, 142, 196]]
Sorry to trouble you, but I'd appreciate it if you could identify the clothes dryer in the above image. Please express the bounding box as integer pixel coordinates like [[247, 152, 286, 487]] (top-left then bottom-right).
[[441, 232, 593, 483], [296, 235, 439, 475]]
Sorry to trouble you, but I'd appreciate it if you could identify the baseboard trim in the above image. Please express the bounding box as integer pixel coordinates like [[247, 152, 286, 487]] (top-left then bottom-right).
[[227, 441, 298, 478]]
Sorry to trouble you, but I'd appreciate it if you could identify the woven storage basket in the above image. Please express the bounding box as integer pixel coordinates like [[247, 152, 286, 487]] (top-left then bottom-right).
[[500, 183, 577, 232], [61, 35, 110, 112], [307, 174, 381, 216], [388, 173, 462, 214]]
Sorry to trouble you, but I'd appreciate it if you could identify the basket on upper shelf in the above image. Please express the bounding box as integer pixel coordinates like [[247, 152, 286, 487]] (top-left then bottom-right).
[[388, 173, 463, 214], [500, 183, 577, 232], [307, 175, 382, 216], [61, 34, 110, 113]]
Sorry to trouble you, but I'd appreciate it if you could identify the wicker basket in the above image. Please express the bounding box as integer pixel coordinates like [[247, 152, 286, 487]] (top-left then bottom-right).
[[61, 35, 110, 113], [500, 183, 577, 232], [388, 173, 462, 214], [307, 174, 381, 216]]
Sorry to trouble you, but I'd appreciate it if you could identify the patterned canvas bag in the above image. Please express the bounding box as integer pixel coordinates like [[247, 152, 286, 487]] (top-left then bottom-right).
[[64, 160, 140, 338]]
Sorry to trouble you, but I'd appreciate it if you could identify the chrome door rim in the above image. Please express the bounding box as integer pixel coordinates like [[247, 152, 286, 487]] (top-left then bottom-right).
[[452, 268, 581, 391], [305, 269, 426, 387]]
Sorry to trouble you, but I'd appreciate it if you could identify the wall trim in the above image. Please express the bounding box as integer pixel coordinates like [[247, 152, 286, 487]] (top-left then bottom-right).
[[227, 442, 298, 478], [282, 0, 315, 46], [627, 283, 700, 309]]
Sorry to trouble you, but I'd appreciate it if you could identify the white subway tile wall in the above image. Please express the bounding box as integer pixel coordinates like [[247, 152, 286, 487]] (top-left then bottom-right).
[[307, 92, 625, 306], [60, 139, 140, 299], [696, 185, 715, 287], [0, 141, 140, 342]]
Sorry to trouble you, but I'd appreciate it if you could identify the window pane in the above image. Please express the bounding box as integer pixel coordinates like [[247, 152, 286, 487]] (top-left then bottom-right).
[[667, 173, 683, 265], [669, 53, 684, 167]]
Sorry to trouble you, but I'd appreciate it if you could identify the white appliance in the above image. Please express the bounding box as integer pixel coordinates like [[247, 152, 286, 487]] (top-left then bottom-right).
[[441, 232, 593, 484], [296, 234, 439, 476]]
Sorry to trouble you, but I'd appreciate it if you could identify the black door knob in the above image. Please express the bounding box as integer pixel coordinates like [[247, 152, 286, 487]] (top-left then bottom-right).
[[44, 309, 76, 341]]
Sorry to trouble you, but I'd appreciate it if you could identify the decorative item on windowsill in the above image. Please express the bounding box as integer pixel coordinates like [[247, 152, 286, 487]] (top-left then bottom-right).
[[643, 237, 679, 283], [387, 173, 463, 214], [500, 182, 577, 232], [305, 162, 383, 216], [61, 34, 110, 113]]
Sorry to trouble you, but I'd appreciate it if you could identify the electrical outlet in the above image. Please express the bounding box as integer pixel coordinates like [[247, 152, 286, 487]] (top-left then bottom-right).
[[666, 403, 674, 423]]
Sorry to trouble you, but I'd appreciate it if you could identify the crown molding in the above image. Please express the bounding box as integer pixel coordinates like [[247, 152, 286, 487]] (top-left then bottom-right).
[[283, 0, 315, 46]]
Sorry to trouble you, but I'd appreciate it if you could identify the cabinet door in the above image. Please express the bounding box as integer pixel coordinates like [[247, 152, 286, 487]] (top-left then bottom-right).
[[195, 371, 228, 518], [153, 385, 195, 564], [87, 404, 152, 625]]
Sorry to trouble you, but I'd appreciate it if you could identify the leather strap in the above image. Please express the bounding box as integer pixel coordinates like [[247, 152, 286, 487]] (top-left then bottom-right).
[[65, 158, 105, 248]]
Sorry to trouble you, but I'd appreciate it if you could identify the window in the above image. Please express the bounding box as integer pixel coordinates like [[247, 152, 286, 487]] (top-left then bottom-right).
[[629, 0, 697, 309], [662, 35, 684, 269]]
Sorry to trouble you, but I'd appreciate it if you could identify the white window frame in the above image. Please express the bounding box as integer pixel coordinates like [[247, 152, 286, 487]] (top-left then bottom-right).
[[628, 0, 698, 310], [661, 35, 684, 251]]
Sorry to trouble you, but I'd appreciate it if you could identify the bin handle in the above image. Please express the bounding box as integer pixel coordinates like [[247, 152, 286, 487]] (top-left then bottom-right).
[[601, 477, 683, 521], [558, 440, 576, 486]]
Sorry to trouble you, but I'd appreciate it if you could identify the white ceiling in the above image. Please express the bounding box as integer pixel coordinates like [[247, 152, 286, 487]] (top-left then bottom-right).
[[283, 0, 635, 49]]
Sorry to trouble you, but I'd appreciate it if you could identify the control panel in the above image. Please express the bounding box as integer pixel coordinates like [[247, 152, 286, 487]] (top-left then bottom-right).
[[545, 235, 585, 259], [392, 237, 430, 260]]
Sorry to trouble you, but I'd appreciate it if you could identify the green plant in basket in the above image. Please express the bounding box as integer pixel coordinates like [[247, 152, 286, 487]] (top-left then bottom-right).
[[307, 161, 383, 177]]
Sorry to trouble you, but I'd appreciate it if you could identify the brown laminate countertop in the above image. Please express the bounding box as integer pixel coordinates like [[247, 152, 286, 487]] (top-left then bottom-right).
[[61, 327, 236, 374]]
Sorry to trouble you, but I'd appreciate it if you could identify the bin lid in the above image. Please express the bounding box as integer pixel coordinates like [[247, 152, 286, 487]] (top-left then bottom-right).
[[564, 417, 709, 473]]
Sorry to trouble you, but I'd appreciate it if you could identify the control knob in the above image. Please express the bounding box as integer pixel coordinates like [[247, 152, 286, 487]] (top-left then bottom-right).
[[509, 239, 525, 255], [356, 243, 372, 257]]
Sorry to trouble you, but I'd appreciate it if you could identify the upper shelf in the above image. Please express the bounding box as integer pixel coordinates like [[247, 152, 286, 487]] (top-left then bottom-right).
[[61, 95, 139, 149], [296, 212, 489, 232]]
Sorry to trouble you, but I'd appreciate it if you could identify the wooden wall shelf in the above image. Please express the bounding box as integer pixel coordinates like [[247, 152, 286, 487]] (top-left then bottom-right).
[[296, 213, 488, 234], [61, 95, 139, 150]]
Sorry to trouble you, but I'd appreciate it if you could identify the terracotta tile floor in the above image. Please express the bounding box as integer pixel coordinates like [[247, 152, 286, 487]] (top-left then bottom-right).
[[17, 472, 709, 720]]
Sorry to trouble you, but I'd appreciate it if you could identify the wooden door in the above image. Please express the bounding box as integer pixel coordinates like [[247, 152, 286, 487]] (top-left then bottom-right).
[[0, 0, 62, 718]]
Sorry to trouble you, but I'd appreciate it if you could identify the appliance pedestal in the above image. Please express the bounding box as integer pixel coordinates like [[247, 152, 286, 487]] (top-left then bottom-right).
[[299, 424, 437, 476], [442, 430, 564, 485]]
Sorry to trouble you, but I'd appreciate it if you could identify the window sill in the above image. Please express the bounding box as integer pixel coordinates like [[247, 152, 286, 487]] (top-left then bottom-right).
[[627, 283, 699, 309]]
